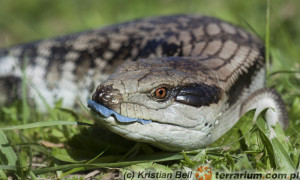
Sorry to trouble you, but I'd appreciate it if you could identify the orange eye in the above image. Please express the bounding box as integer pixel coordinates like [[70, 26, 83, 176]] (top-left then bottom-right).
[[155, 88, 167, 99]]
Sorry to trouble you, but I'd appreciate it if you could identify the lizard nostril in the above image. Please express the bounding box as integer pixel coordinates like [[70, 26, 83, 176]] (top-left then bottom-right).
[[92, 91, 113, 104], [101, 93, 112, 102], [92, 84, 121, 106]]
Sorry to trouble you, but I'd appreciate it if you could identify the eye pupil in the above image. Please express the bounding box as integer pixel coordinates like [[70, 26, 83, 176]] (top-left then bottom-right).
[[159, 90, 164, 95], [155, 88, 167, 99]]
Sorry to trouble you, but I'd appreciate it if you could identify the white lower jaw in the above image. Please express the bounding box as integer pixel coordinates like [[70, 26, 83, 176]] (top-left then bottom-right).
[[94, 114, 213, 151], [89, 99, 224, 151]]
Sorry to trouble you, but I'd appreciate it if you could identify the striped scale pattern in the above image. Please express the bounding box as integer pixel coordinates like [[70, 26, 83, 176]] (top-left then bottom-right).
[[0, 15, 287, 151]]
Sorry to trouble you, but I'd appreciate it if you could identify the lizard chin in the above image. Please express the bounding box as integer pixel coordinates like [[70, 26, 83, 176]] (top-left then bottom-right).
[[88, 99, 215, 151]]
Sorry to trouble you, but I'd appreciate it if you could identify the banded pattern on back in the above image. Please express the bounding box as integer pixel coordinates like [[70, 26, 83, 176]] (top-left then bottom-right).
[[0, 14, 280, 151], [0, 15, 264, 109]]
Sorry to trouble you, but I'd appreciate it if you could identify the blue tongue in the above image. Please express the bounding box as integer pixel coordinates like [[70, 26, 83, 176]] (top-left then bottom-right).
[[87, 100, 151, 125]]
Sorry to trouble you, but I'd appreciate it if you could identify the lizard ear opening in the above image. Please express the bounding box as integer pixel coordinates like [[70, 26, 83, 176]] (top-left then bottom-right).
[[175, 84, 222, 107]]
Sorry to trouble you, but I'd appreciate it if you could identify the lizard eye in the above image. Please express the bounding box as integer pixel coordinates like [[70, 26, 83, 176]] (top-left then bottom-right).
[[154, 87, 167, 99]]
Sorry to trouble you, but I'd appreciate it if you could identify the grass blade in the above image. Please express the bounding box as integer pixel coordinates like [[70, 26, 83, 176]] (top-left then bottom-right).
[[0, 130, 17, 166], [0, 121, 78, 131], [256, 111, 296, 171], [21, 57, 29, 124], [33, 153, 183, 175], [265, 0, 271, 71], [60, 146, 109, 178]]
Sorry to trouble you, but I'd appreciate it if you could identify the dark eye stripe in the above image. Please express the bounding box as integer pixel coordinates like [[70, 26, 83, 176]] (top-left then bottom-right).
[[175, 84, 222, 107]]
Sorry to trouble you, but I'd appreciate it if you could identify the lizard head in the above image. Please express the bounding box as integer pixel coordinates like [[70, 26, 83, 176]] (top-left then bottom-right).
[[89, 57, 225, 151]]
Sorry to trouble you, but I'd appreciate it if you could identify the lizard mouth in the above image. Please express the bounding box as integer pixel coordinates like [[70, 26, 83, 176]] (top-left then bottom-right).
[[87, 100, 152, 125]]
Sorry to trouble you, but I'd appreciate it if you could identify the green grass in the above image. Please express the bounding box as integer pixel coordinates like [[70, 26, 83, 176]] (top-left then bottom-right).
[[0, 0, 299, 179]]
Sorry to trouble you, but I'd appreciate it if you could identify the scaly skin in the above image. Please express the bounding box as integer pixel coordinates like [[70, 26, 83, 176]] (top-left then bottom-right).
[[0, 15, 287, 151]]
